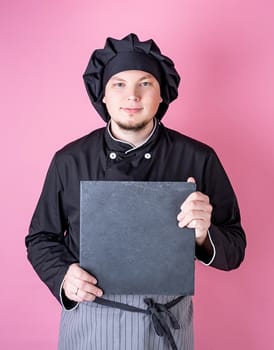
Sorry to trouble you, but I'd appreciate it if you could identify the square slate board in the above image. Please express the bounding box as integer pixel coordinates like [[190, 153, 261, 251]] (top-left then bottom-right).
[[80, 181, 196, 295]]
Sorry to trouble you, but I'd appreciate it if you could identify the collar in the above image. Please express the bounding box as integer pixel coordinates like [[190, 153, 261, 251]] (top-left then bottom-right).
[[104, 118, 161, 153]]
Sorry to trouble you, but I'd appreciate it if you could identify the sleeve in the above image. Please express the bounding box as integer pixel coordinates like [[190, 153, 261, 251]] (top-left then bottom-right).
[[195, 149, 246, 270], [25, 155, 78, 303]]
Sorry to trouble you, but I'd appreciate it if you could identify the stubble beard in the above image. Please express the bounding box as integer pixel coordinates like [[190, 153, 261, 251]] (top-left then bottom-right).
[[115, 118, 153, 132]]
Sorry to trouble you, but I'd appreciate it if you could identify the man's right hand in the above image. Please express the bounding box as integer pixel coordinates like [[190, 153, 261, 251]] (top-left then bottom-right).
[[62, 263, 103, 302]]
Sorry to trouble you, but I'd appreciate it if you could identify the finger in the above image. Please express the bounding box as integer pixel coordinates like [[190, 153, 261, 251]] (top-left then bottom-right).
[[186, 212, 211, 227], [178, 198, 212, 221], [75, 286, 103, 302], [65, 285, 97, 303], [74, 288, 97, 302], [183, 191, 210, 204], [67, 263, 98, 285], [64, 279, 103, 302], [177, 198, 212, 224], [178, 210, 211, 228], [187, 177, 196, 184], [66, 274, 103, 295], [77, 279, 103, 297], [63, 279, 82, 301], [64, 272, 103, 297]]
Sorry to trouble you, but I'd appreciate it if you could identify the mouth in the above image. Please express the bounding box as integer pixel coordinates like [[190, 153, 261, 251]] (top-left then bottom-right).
[[121, 107, 143, 114]]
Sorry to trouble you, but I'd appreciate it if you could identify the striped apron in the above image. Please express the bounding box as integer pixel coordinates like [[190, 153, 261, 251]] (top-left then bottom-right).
[[58, 295, 193, 350]]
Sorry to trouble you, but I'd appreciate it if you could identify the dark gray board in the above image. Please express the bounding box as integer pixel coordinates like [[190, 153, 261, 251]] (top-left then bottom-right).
[[80, 181, 196, 295]]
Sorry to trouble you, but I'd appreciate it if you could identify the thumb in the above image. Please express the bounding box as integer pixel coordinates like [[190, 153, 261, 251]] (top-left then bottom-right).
[[187, 177, 196, 184]]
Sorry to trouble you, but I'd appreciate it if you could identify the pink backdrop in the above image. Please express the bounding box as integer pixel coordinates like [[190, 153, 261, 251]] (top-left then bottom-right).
[[1, 0, 273, 349]]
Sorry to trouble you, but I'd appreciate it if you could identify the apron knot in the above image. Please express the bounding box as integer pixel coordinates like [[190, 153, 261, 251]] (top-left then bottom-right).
[[144, 297, 180, 350]]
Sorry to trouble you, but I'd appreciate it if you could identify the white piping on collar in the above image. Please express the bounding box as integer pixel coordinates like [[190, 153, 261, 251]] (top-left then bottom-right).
[[107, 119, 158, 154]]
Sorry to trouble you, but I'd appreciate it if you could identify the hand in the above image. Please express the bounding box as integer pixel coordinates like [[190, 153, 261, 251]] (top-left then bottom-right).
[[177, 177, 212, 245], [62, 263, 103, 302]]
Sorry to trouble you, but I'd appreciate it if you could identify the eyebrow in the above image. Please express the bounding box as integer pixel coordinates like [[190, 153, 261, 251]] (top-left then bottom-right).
[[110, 74, 154, 82]]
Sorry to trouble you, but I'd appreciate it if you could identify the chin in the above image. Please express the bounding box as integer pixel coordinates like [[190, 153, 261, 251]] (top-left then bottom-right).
[[116, 119, 151, 131]]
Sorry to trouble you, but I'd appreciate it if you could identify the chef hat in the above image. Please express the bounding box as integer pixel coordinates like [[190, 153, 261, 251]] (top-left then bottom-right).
[[83, 33, 180, 122]]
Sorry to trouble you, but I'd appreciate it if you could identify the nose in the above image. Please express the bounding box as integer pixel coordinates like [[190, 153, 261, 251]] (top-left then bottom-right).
[[128, 95, 140, 101], [127, 85, 140, 101]]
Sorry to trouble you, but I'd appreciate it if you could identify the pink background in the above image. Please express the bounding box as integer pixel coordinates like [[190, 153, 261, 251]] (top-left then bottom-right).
[[1, 0, 273, 349]]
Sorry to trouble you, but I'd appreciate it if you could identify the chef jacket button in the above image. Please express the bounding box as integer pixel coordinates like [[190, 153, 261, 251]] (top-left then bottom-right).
[[109, 152, 117, 160], [144, 153, 151, 159]]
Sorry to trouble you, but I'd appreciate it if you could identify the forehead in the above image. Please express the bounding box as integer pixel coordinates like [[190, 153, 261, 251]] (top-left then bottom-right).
[[108, 70, 158, 81]]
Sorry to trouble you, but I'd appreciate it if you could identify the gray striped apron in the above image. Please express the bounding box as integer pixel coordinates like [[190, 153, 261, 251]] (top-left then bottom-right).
[[58, 295, 193, 350]]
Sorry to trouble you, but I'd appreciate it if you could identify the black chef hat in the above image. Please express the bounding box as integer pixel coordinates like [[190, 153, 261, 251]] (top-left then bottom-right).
[[83, 33, 181, 122], [83, 34, 180, 121]]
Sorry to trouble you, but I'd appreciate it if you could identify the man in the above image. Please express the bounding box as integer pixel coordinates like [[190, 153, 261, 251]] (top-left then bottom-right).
[[26, 33, 246, 350]]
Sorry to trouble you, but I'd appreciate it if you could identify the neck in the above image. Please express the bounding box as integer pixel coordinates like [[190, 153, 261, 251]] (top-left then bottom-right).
[[109, 119, 155, 147]]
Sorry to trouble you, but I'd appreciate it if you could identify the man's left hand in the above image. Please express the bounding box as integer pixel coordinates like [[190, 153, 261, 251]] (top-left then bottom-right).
[[177, 177, 212, 245]]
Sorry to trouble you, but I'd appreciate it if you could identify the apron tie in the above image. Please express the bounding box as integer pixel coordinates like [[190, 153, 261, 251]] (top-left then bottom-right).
[[94, 295, 184, 350], [144, 297, 180, 350]]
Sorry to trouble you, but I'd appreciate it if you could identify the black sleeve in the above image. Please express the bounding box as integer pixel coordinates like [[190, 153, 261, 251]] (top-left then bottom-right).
[[25, 156, 78, 302], [195, 149, 246, 270]]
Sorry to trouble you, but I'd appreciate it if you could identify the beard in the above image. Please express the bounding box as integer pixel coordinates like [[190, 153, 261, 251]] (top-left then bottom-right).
[[114, 118, 153, 131]]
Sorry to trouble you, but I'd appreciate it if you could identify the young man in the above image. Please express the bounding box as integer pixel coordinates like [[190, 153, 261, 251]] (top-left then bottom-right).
[[25, 33, 246, 350]]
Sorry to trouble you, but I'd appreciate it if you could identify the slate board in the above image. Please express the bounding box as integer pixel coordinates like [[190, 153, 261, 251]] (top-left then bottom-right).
[[80, 181, 196, 295]]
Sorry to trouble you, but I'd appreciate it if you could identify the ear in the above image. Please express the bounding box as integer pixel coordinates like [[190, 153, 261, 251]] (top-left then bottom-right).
[[102, 96, 106, 104], [159, 96, 163, 103]]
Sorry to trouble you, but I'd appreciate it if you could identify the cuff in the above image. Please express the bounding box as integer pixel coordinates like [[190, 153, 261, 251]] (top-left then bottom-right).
[[196, 230, 216, 266]]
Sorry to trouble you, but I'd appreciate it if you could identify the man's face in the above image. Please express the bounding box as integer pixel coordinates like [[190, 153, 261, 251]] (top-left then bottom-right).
[[103, 70, 162, 131]]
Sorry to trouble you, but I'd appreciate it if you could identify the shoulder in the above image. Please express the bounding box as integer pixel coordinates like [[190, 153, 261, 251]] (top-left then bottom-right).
[[54, 127, 105, 160], [161, 124, 216, 156], [50, 127, 106, 170]]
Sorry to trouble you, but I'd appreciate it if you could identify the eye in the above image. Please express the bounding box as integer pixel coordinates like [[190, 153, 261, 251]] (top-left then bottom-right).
[[113, 82, 125, 87], [140, 81, 152, 87]]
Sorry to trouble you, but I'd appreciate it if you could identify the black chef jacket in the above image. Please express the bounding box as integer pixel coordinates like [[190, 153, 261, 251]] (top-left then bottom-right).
[[25, 121, 246, 303]]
